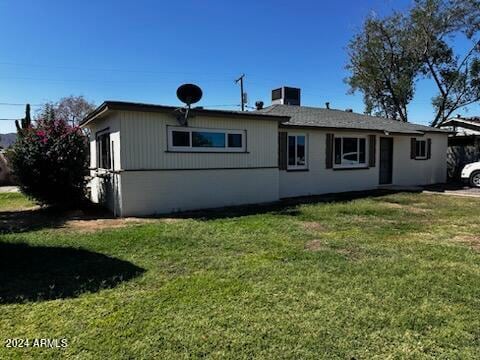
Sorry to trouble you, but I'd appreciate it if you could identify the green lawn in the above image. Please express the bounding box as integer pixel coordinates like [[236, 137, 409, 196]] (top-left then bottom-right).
[[1, 192, 479, 359], [0, 192, 35, 211]]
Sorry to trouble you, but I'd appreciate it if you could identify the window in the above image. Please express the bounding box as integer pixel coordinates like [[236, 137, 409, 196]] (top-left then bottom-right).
[[172, 131, 190, 147], [334, 137, 367, 167], [97, 132, 111, 169], [287, 134, 307, 169], [192, 131, 225, 148], [228, 133, 242, 148], [168, 126, 246, 152], [415, 139, 427, 159]]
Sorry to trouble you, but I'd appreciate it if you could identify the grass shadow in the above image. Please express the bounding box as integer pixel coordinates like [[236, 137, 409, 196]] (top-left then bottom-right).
[[0, 242, 145, 304], [423, 182, 470, 192]]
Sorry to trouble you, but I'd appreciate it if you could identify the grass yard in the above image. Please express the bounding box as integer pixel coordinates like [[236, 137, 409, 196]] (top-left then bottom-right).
[[0, 192, 35, 211], [1, 191, 479, 359]]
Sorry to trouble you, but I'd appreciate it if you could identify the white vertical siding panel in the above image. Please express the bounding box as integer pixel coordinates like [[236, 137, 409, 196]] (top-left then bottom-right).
[[120, 110, 278, 170]]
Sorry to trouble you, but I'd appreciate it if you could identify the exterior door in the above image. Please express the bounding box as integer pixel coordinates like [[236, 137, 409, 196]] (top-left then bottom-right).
[[379, 138, 393, 185]]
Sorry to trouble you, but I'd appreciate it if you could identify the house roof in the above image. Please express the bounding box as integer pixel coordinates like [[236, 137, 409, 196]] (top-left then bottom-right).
[[80, 101, 290, 126], [81, 101, 449, 135], [439, 116, 480, 129], [255, 104, 448, 135]]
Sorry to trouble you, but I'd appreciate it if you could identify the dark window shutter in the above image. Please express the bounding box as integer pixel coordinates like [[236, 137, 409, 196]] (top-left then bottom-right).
[[368, 135, 376, 167], [427, 138, 432, 159], [278, 132, 287, 170], [326, 133, 334, 169], [410, 138, 416, 159]]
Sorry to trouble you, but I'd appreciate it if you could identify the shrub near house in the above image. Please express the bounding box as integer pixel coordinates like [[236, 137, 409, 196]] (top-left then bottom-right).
[[8, 118, 88, 206]]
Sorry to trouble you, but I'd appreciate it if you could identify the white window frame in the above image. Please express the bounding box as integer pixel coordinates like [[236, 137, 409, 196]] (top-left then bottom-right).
[[167, 126, 246, 153], [333, 136, 368, 169], [287, 133, 308, 170], [414, 139, 427, 160]]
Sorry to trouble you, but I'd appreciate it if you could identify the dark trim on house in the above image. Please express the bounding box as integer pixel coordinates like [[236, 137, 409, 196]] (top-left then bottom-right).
[[94, 127, 110, 136], [332, 167, 370, 171], [279, 124, 426, 135], [81, 101, 290, 126], [286, 169, 309, 172], [92, 166, 278, 173], [165, 151, 250, 154]]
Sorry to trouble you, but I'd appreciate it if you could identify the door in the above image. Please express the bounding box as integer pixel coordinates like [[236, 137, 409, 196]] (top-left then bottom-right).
[[379, 137, 393, 185]]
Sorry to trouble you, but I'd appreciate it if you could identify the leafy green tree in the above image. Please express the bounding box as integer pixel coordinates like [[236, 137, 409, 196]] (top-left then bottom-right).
[[347, 0, 480, 126], [347, 14, 419, 122]]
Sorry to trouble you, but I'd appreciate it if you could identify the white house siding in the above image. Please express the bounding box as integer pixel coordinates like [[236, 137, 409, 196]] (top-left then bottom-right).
[[119, 111, 277, 170], [279, 130, 379, 198], [279, 130, 447, 199], [88, 114, 122, 215], [392, 133, 447, 186], [109, 110, 280, 216], [119, 168, 278, 216]]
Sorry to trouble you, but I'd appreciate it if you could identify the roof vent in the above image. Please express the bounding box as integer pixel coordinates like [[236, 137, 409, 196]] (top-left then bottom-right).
[[325, 102, 330, 109], [345, 108, 353, 112], [255, 101, 264, 110], [271, 87, 301, 106]]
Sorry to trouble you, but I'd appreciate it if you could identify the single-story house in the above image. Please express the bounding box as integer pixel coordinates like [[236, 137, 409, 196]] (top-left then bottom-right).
[[80, 87, 448, 217]]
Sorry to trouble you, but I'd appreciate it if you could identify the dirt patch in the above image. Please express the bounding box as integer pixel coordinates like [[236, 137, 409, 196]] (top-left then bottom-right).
[[334, 246, 362, 260], [382, 202, 430, 214], [304, 239, 327, 252], [452, 235, 480, 251], [300, 221, 327, 232], [160, 218, 185, 224], [304, 239, 361, 259], [62, 217, 186, 232], [63, 218, 154, 232]]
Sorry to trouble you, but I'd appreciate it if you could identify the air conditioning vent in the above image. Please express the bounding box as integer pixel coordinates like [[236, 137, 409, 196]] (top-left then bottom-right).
[[272, 88, 282, 101], [271, 87, 301, 106]]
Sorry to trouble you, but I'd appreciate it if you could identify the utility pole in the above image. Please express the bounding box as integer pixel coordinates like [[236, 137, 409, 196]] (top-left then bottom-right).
[[235, 74, 245, 111]]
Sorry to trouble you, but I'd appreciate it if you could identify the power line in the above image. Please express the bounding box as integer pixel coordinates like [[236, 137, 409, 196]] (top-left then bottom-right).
[[0, 61, 236, 78], [0, 102, 43, 107]]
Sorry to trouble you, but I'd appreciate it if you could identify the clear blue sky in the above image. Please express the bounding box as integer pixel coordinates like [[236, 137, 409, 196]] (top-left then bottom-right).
[[0, 0, 478, 133]]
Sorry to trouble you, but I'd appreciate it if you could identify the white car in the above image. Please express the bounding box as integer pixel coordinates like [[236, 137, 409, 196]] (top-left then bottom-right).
[[461, 162, 480, 188]]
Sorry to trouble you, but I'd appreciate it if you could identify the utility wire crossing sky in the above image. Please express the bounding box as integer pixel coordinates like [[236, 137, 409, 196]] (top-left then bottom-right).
[[0, 0, 478, 133]]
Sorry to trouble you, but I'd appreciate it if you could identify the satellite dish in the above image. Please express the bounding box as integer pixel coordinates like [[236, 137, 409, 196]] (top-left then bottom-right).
[[177, 84, 203, 106], [174, 84, 203, 126]]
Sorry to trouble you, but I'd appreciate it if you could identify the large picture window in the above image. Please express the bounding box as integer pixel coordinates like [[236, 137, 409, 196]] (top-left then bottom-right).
[[168, 126, 246, 152], [287, 134, 307, 169], [334, 137, 367, 167], [97, 131, 111, 169]]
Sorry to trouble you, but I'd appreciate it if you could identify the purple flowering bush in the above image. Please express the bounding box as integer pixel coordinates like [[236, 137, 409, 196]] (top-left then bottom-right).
[[8, 119, 89, 206]]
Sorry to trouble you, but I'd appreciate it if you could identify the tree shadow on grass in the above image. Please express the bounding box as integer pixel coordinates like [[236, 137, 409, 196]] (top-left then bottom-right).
[[0, 242, 145, 304], [0, 204, 114, 234]]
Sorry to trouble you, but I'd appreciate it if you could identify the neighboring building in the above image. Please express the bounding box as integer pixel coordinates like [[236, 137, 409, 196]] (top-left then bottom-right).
[[0, 150, 14, 186], [80, 87, 448, 217], [438, 115, 480, 146], [438, 115, 480, 179]]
